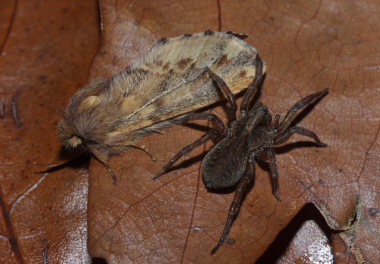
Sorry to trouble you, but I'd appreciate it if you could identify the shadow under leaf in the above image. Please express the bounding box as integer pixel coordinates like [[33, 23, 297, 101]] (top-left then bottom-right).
[[255, 202, 335, 264]]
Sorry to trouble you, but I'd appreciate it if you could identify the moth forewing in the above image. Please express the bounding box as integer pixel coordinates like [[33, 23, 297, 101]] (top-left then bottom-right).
[[110, 32, 265, 134], [57, 30, 266, 180]]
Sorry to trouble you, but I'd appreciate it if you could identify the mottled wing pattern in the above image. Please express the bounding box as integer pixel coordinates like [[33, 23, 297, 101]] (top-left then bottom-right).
[[110, 31, 265, 135]]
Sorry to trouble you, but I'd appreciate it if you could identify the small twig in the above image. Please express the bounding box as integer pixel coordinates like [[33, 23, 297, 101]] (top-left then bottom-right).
[[11, 97, 21, 128], [0, 101, 4, 118], [42, 247, 49, 264]]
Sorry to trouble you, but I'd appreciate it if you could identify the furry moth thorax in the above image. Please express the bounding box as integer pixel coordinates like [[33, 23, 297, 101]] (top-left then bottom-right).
[[58, 30, 266, 165]]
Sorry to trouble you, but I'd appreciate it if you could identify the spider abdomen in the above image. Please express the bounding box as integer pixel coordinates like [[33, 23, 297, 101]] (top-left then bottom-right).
[[202, 134, 250, 189]]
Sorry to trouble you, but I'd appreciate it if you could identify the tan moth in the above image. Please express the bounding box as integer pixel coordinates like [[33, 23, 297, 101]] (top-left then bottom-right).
[[57, 30, 265, 182]]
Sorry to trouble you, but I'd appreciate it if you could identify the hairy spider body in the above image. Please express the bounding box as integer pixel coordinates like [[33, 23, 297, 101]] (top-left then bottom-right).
[[202, 103, 271, 189], [154, 54, 328, 254]]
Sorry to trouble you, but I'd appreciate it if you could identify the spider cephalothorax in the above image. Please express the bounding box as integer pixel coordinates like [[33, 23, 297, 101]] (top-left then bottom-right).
[[154, 55, 328, 253]]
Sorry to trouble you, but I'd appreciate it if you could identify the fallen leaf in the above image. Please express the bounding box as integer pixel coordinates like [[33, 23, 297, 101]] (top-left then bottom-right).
[[1, 0, 379, 263], [87, 0, 380, 264], [0, 1, 100, 263]]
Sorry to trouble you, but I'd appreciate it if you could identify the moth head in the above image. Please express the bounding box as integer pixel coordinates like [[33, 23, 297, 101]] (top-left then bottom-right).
[[57, 119, 85, 149], [55, 118, 117, 182], [57, 119, 104, 154]]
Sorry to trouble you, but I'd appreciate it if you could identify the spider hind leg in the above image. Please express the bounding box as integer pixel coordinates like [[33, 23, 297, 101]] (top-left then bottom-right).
[[211, 158, 255, 254]]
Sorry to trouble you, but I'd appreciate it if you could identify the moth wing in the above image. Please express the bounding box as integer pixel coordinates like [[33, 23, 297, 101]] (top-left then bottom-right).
[[110, 31, 266, 136]]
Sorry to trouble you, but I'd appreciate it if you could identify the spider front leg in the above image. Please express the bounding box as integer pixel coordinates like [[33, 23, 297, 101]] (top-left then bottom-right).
[[264, 126, 327, 201], [175, 112, 225, 133], [256, 147, 281, 201], [274, 126, 327, 147], [265, 148, 281, 201], [240, 54, 265, 117], [211, 158, 255, 254], [153, 112, 225, 179], [271, 114, 281, 128], [276, 88, 329, 134], [206, 67, 237, 123]]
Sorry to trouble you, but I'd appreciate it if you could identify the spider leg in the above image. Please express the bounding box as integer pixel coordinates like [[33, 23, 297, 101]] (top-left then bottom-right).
[[264, 148, 281, 201], [271, 114, 281, 128], [206, 67, 237, 122], [276, 88, 329, 134], [174, 112, 225, 134], [211, 159, 255, 254], [154, 112, 226, 179], [274, 126, 327, 147], [153, 130, 219, 180], [240, 54, 265, 117]]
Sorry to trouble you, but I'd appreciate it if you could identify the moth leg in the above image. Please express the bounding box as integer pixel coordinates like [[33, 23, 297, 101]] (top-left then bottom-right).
[[153, 130, 218, 180], [175, 112, 225, 134], [129, 145, 157, 161], [104, 162, 118, 185], [264, 148, 281, 201], [240, 54, 265, 117], [211, 158, 255, 254], [205, 67, 237, 122], [276, 88, 329, 134], [274, 126, 327, 147], [91, 151, 118, 184]]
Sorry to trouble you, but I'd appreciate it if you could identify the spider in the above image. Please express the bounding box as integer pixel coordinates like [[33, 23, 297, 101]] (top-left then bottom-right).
[[153, 55, 329, 253]]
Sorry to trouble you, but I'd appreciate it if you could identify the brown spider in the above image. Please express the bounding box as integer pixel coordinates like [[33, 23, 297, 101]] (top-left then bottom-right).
[[153, 55, 328, 253]]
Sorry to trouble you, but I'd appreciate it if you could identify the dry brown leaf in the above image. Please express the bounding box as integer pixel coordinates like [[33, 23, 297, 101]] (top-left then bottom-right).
[[0, 0, 99, 263], [87, 0, 380, 263], [1, 0, 379, 263]]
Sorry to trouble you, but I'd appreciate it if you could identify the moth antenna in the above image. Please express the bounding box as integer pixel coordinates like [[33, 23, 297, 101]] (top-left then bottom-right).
[[129, 145, 157, 161], [33, 153, 87, 174]]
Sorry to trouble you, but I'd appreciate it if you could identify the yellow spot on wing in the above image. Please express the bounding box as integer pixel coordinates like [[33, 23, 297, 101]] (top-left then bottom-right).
[[80, 96, 100, 109]]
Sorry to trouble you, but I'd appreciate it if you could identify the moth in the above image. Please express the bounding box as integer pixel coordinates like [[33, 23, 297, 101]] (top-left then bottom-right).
[[155, 69, 328, 253], [57, 30, 266, 182]]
